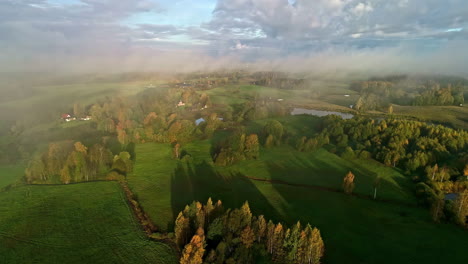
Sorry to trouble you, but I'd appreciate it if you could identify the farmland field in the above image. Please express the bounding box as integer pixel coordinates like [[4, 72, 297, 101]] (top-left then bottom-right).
[[0, 164, 24, 189], [0, 182, 177, 264], [128, 141, 468, 264]]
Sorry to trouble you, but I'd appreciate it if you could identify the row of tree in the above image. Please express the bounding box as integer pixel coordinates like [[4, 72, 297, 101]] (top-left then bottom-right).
[[25, 140, 132, 184], [176, 199, 325, 264], [350, 78, 466, 109]]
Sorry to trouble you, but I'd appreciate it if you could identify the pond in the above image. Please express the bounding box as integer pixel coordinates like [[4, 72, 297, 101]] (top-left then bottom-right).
[[291, 108, 354, 119]]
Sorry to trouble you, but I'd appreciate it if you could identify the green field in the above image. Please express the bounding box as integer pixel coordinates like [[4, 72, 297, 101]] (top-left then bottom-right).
[[0, 182, 177, 264], [128, 142, 467, 264], [394, 105, 468, 130], [0, 164, 25, 189]]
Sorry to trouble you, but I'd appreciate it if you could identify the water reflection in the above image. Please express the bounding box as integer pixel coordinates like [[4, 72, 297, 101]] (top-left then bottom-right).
[[291, 108, 354, 119]]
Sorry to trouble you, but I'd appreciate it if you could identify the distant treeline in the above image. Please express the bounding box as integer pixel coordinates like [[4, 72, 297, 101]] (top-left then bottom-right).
[[350, 76, 467, 110], [251, 72, 308, 90]]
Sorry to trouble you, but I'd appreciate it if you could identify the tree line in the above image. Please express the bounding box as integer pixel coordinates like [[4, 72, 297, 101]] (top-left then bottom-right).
[[350, 78, 466, 110], [25, 140, 133, 184], [175, 199, 325, 264]]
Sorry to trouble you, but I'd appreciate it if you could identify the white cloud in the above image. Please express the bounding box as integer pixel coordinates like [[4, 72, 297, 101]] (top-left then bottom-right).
[[351, 2, 373, 17]]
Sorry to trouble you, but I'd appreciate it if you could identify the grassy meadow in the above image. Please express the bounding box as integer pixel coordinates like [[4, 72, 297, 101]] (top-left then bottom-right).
[[0, 181, 177, 264], [0, 164, 25, 189], [128, 140, 467, 264]]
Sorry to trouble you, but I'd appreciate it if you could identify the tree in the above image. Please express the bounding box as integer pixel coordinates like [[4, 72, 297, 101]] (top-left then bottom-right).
[[244, 134, 260, 159], [74, 142, 87, 154], [343, 171, 355, 195], [240, 226, 255, 248], [387, 104, 393, 114], [426, 164, 439, 181], [271, 223, 285, 262], [240, 201, 252, 228], [117, 128, 129, 147], [175, 212, 190, 248], [173, 143, 181, 159], [180, 227, 206, 264], [308, 226, 325, 264], [265, 134, 275, 148], [454, 190, 468, 227], [355, 96, 364, 111], [263, 120, 284, 146], [60, 166, 71, 184]]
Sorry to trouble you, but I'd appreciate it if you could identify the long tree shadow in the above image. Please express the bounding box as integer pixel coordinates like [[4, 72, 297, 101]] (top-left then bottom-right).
[[169, 159, 281, 230]]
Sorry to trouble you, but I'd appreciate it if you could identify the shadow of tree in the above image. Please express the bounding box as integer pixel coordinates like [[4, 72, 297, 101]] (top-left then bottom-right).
[[169, 159, 281, 230]]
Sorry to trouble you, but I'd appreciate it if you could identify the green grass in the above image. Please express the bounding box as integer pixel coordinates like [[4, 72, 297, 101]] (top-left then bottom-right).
[[129, 141, 467, 264], [128, 144, 179, 231], [0, 164, 25, 189], [231, 147, 416, 204], [0, 182, 177, 264], [393, 105, 468, 130]]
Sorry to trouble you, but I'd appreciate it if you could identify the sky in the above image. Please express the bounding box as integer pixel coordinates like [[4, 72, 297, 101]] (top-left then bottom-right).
[[1, 0, 468, 74]]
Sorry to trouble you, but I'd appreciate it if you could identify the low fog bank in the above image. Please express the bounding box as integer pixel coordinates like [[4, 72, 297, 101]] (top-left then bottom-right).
[[1, 40, 468, 79]]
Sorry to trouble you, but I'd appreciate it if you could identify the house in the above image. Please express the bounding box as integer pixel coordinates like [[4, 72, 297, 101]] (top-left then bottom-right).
[[61, 113, 71, 119], [65, 117, 76, 122], [80, 116, 92, 121], [177, 101, 186, 107]]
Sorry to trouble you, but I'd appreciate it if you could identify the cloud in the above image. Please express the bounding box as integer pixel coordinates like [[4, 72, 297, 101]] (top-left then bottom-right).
[[0, 0, 467, 75], [351, 2, 373, 17]]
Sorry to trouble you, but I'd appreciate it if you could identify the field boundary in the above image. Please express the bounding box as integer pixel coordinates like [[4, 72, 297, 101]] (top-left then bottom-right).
[[244, 175, 418, 208]]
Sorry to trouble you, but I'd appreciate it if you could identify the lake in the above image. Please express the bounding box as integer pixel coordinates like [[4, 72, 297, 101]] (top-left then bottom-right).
[[291, 108, 354, 119]]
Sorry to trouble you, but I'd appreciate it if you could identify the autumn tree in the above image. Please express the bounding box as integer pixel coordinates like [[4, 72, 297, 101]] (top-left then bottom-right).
[[173, 143, 181, 159], [343, 171, 355, 195], [240, 226, 255, 248], [175, 212, 190, 248], [387, 104, 393, 114], [244, 134, 260, 159], [180, 227, 206, 264]]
